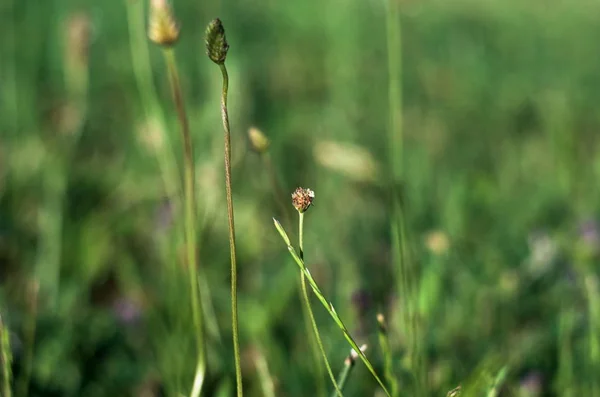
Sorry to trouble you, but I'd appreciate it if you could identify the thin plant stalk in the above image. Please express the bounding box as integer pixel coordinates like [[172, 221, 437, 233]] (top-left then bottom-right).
[[298, 212, 342, 397], [162, 48, 206, 397], [585, 275, 600, 396], [263, 153, 292, 230], [16, 282, 38, 397], [37, 11, 90, 308], [125, 0, 178, 200], [377, 314, 399, 397], [273, 218, 391, 397], [254, 345, 276, 397], [386, 1, 423, 393], [0, 315, 12, 397], [330, 346, 365, 397], [217, 62, 243, 397]]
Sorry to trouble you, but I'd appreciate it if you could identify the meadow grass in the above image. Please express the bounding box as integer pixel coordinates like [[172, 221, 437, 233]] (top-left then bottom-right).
[[1, 0, 600, 396]]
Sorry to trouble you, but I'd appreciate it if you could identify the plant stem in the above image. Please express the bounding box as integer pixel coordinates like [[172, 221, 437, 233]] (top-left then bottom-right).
[[218, 62, 243, 397], [16, 282, 38, 397], [273, 219, 391, 397], [125, 0, 178, 200], [254, 345, 276, 397], [299, 213, 342, 397], [263, 153, 292, 230], [377, 315, 399, 397], [162, 48, 206, 397], [386, 1, 423, 394], [330, 349, 362, 397], [0, 315, 12, 397], [386, 0, 402, 181]]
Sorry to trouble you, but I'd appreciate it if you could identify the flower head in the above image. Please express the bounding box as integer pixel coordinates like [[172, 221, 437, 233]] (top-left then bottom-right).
[[291, 187, 314, 213], [248, 127, 270, 154], [205, 18, 229, 64], [148, 0, 180, 47]]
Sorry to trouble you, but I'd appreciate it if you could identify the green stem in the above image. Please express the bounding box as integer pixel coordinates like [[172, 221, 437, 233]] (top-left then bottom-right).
[[0, 315, 12, 397], [16, 283, 38, 397], [254, 345, 276, 397], [162, 48, 206, 397], [263, 153, 292, 230], [297, 211, 327, 397], [218, 62, 243, 397], [299, 213, 342, 397], [125, 0, 179, 200], [330, 349, 361, 397], [273, 219, 391, 397], [386, 0, 402, 181], [377, 315, 399, 397]]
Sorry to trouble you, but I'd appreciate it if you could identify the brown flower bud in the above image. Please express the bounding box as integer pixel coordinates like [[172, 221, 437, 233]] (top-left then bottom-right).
[[148, 0, 180, 47], [205, 18, 229, 64], [248, 127, 270, 154], [291, 187, 315, 213]]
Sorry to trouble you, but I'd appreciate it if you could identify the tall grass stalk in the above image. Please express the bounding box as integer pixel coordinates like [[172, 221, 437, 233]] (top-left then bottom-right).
[[0, 315, 12, 397], [161, 48, 206, 396], [558, 306, 575, 396], [377, 314, 399, 397], [218, 59, 244, 397], [298, 212, 342, 397], [385, 1, 423, 393], [485, 366, 508, 397], [16, 282, 38, 397], [36, 11, 90, 308], [249, 133, 323, 393], [254, 346, 276, 397], [330, 345, 366, 397], [125, 0, 178, 200], [205, 19, 243, 394], [585, 275, 600, 396], [273, 218, 391, 397]]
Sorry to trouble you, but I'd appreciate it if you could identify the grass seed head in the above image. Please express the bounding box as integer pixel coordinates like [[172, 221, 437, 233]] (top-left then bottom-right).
[[205, 18, 229, 64], [248, 127, 270, 154], [148, 0, 180, 47]]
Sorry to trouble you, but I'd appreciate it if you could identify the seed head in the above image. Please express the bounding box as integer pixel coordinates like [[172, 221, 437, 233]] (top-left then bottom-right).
[[65, 12, 91, 71], [291, 187, 315, 213], [205, 18, 229, 64], [148, 0, 180, 47], [248, 127, 270, 154]]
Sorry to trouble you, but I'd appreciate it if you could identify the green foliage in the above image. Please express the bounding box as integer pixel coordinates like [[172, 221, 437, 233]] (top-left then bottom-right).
[[1, 0, 600, 395]]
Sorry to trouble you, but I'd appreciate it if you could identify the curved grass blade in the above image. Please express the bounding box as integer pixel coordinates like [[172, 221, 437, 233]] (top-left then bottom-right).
[[273, 218, 392, 397]]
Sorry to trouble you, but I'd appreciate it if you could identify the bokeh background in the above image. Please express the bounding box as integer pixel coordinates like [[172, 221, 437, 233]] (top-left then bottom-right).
[[1, 0, 600, 396]]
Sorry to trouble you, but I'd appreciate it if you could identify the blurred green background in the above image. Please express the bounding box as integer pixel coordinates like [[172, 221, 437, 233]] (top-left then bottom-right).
[[1, 0, 600, 396]]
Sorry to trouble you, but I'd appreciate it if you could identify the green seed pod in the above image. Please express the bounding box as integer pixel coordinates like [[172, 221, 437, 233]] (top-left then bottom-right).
[[205, 18, 229, 64]]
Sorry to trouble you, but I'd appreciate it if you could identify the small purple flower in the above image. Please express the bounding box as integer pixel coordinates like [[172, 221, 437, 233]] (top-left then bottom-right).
[[519, 371, 543, 396], [154, 199, 175, 236], [351, 289, 371, 315], [112, 297, 143, 326]]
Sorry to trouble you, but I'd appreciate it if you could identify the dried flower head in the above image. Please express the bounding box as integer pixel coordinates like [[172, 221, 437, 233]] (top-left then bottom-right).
[[248, 127, 270, 154], [291, 187, 314, 213], [425, 230, 450, 255], [148, 0, 180, 47], [205, 18, 229, 64]]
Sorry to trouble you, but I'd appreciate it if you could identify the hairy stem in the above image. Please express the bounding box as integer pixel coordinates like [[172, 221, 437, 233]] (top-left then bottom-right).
[[218, 63, 243, 397]]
